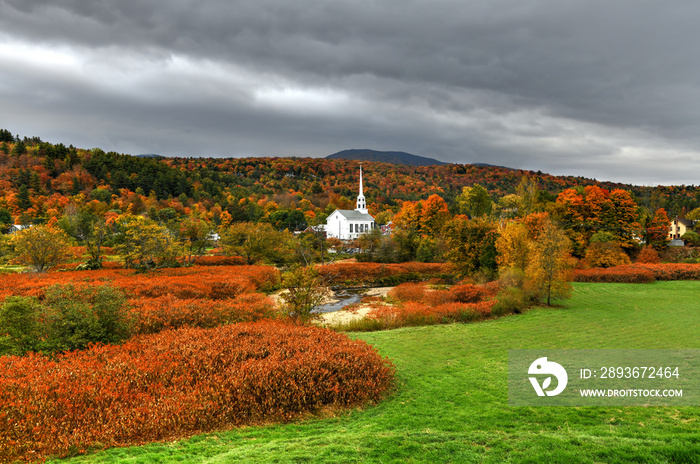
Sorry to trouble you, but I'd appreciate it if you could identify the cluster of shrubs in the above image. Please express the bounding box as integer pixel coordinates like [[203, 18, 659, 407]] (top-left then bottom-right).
[[0, 266, 285, 356], [129, 293, 277, 335], [0, 265, 281, 301], [316, 262, 453, 287], [0, 321, 394, 462], [335, 280, 538, 331]]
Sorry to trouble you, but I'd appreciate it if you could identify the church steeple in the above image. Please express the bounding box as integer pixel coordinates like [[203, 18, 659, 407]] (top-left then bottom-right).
[[355, 164, 368, 214]]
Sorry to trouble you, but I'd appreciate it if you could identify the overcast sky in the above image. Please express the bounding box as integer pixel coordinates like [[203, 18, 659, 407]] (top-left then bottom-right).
[[1, 1, 699, 185]]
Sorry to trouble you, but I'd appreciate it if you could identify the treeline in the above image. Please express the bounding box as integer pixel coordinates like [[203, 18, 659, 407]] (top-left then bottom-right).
[[1, 129, 700, 235]]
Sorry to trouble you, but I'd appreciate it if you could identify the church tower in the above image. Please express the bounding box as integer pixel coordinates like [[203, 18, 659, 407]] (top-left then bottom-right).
[[355, 165, 368, 214], [325, 164, 375, 240]]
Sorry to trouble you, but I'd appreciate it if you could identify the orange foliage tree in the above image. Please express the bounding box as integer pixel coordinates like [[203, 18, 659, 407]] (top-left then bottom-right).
[[555, 186, 640, 257], [420, 194, 451, 236], [646, 208, 670, 249], [637, 246, 661, 264]]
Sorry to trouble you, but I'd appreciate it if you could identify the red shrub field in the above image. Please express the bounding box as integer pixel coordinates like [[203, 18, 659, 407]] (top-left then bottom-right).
[[573, 263, 700, 283], [366, 282, 497, 328], [633, 263, 700, 280], [0, 266, 283, 339], [0, 265, 280, 301], [317, 262, 452, 286], [0, 321, 395, 463], [130, 293, 278, 334], [190, 255, 246, 266]]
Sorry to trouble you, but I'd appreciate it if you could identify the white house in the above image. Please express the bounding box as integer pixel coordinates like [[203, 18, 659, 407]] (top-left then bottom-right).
[[326, 166, 375, 240], [9, 224, 30, 234]]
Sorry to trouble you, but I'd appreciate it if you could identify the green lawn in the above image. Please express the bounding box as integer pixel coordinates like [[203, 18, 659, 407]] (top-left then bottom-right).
[[55, 282, 700, 463]]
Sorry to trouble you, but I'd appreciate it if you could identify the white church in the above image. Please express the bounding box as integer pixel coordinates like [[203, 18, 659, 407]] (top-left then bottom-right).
[[326, 166, 376, 240]]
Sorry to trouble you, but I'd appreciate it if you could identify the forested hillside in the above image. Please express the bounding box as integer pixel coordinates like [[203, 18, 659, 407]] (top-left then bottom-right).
[[1, 129, 698, 231]]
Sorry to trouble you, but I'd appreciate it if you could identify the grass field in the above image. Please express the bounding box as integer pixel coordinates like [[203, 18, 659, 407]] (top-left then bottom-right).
[[54, 282, 700, 463]]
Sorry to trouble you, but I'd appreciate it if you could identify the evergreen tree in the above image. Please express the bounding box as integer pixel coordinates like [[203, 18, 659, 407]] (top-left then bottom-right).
[[11, 141, 26, 157], [16, 185, 32, 210]]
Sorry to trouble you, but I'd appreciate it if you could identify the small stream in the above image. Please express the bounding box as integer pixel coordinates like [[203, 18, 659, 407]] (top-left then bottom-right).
[[312, 288, 366, 314]]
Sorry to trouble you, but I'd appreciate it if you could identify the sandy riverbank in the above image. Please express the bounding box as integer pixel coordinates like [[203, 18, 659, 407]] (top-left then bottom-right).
[[317, 287, 392, 326]]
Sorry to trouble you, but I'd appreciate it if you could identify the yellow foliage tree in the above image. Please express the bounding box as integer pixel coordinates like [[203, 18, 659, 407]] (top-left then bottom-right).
[[11, 225, 71, 272], [525, 219, 573, 306], [584, 232, 631, 268], [118, 216, 180, 270], [496, 221, 529, 271], [219, 222, 293, 265]]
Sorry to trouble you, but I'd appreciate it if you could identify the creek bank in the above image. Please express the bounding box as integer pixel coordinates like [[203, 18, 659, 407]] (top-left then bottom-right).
[[315, 287, 392, 326]]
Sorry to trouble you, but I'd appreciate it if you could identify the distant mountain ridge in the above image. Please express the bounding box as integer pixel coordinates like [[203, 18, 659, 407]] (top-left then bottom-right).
[[472, 162, 515, 170], [135, 153, 165, 159], [327, 149, 447, 166]]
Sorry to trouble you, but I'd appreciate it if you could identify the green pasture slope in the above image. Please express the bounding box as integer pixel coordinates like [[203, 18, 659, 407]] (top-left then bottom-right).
[[58, 282, 700, 463]]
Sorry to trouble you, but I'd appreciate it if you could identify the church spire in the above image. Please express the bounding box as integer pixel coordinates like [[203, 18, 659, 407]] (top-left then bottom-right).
[[359, 164, 364, 196], [355, 164, 368, 214]]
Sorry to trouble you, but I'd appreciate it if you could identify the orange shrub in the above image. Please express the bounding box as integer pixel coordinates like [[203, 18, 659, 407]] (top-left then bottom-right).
[[447, 284, 486, 303], [636, 246, 661, 264], [424, 289, 451, 307], [0, 321, 394, 463], [101, 260, 123, 269], [388, 282, 427, 302]]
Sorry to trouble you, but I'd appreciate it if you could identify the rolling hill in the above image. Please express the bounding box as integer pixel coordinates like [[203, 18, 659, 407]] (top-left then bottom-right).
[[326, 149, 447, 166]]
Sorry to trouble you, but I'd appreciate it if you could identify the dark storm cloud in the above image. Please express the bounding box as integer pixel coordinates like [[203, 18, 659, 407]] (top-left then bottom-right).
[[1, 0, 700, 184]]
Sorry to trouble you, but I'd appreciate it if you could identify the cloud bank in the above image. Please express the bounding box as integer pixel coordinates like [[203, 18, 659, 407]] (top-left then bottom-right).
[[1, 0, 699, 185]]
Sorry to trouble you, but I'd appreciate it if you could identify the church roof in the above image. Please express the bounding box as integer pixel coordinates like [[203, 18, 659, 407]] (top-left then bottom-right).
[[332, 209, 374, 221]]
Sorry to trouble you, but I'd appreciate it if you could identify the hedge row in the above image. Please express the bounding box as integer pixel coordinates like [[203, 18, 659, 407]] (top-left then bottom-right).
[[572, 266, 656, 283], [317, 262, 452, 287], [573, 263, 700, 283], [0, 321, 394, 462]]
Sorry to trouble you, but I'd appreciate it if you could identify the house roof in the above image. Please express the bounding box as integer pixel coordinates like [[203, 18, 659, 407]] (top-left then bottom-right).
[[676, 218, 694, 227], [331, 209, 374, 221]]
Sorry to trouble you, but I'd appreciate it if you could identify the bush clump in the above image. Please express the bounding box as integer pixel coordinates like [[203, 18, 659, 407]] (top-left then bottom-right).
[[0, 321, 395, 462], [492, 287, 528, 317], [637, 246, 661, 264], [0, 284, 132, 356]]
